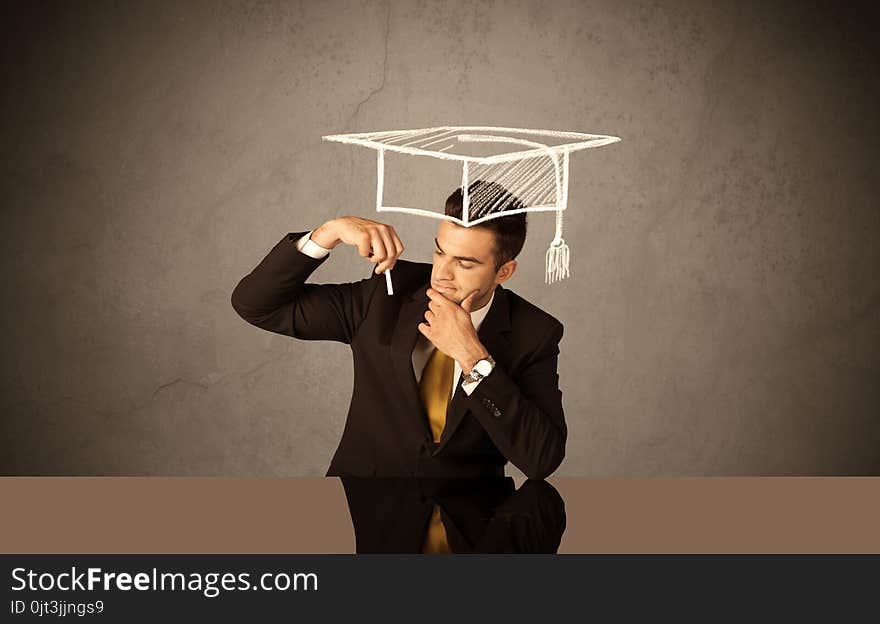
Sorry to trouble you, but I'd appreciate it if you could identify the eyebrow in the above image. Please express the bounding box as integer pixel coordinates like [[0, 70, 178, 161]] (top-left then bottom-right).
[[434, 238, 483, 264]]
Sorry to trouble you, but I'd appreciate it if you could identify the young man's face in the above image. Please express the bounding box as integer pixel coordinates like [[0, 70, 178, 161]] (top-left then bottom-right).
[[430, 220, 516, 311]]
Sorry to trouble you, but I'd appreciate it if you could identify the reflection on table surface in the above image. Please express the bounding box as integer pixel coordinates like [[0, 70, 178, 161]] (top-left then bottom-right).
[[341, 477, 565, 554]]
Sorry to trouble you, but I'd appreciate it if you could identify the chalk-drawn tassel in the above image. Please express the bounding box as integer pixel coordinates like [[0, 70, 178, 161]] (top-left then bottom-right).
[[545, 239, 570, 284], [545, 206, 570, 284]]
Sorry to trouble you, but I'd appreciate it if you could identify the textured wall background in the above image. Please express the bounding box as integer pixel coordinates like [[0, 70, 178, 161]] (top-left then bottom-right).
[[2, 0, 878, 475]]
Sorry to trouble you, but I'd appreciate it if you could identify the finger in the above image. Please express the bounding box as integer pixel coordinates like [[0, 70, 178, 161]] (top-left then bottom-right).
[[355, 232, 372, 258], [376, 228, 397, 273], [369, 230, 388, 261], [428, 289, 452, 308], [369, 231, 388, 273], [461, 289, 480, 313], [424, 310, 435, 324], [389, 228, 405, 257], [417, 322, 431, 337], [426, 288, 447, 304]]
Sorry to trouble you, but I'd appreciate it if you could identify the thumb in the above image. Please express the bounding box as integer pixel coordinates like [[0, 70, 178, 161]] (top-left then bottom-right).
[[461, 289, 479, 313]]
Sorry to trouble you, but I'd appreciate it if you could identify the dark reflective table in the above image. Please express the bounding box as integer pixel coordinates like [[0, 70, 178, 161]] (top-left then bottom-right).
[[341, 477, 565, 553]]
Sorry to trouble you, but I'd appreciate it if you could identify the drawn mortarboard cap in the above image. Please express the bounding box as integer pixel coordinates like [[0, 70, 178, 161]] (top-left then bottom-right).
[[322, 126, 620, 293]]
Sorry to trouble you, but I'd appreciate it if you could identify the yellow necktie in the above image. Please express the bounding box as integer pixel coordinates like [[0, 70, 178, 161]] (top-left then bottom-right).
[[419, 347, 454, 443], [421, 503, 451, 554]]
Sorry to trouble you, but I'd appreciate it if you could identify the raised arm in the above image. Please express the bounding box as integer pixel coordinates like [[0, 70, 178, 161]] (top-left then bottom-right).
[[417, 288, 566, 480], [230, 217, 405, 344]]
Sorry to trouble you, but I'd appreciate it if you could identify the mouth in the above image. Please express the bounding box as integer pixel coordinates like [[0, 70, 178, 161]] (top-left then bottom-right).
[[432, 283, 456, 294]]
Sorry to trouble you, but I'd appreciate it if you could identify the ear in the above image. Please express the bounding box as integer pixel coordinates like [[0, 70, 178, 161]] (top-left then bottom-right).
[[495, 259, 517, 285]]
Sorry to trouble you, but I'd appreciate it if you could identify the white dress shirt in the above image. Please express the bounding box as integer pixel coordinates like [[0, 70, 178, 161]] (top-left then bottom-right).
[[294, 231, 493, 398]]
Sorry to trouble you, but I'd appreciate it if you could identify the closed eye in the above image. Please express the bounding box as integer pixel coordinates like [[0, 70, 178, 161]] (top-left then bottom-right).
[[434, 241, 478, 268]]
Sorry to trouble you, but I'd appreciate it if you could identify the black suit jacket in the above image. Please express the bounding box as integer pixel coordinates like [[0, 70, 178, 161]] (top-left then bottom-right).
[[231, 232, 566, 479]]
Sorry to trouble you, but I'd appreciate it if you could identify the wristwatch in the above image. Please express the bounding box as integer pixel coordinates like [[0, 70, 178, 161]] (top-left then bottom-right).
[[462, 355, 495, 383]]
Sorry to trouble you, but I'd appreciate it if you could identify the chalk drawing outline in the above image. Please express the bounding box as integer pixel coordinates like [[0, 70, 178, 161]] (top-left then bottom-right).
[[323, 126, 621, 289]]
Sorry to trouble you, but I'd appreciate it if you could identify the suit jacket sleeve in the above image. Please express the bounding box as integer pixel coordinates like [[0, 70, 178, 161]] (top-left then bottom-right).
[[230, 232, 381, 344], [464, 322, 566, 480]]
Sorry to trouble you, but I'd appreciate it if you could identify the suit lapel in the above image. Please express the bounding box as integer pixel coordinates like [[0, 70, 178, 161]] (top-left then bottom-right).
[[391, 281, 433, 442], [435, 284, 512, 454]]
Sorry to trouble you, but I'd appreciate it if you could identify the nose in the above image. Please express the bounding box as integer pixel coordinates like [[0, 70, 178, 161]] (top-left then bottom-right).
[[435, 255, 454, 282]]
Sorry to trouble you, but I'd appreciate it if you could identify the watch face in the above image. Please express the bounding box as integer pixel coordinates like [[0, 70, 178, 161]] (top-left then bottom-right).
[[475, 359, 492, 376]]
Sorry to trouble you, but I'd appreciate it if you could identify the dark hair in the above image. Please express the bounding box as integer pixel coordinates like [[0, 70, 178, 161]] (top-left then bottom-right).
[[444, 180, 528, 271]]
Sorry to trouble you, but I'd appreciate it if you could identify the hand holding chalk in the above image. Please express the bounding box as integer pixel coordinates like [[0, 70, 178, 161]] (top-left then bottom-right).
[[312, 217, 403, 295]]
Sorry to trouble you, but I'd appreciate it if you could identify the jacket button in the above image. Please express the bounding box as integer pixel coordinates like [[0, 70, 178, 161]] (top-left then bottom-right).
[[493, 409, 501, 418]]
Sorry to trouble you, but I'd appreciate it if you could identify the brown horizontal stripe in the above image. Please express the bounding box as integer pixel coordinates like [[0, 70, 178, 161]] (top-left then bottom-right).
[[1, 477, 877, 554]]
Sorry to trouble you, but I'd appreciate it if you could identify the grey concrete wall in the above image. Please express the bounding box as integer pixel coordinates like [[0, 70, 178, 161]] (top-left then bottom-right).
[[2, 0, 878, 475]]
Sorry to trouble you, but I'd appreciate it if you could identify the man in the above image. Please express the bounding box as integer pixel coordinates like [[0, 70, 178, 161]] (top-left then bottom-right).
[[231, 181, 566, 479]]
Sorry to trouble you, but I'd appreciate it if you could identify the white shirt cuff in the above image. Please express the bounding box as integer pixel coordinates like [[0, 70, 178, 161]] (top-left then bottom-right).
[[461, 377, 483, 396], [295, 230, 331, 259]]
